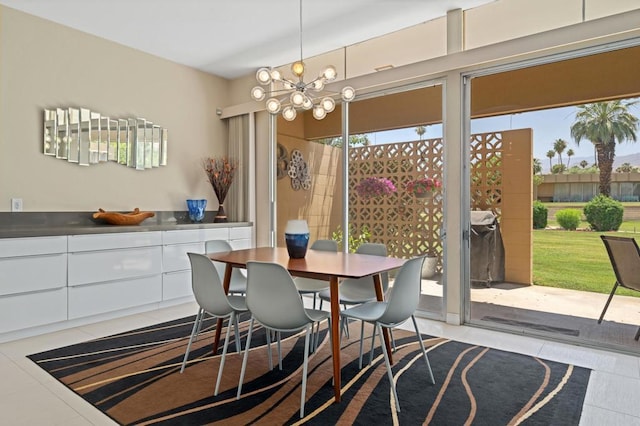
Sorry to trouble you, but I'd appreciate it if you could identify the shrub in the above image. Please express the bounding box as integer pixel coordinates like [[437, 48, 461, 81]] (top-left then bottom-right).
[[332, 225, 371, 253], [555, 209, 582, 230], [583, 195, 624, 231], [533, 201, 547, 229]]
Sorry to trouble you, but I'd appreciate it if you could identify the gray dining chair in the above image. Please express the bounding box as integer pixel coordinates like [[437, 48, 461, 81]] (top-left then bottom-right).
[[237, 261, 330, 419], [206, 240, 247, 295], [318, 243, 393, 342], [294, 239, 338, 309], [318, 243, 389, 310], [181, 252, 248, 397], [294, 239, 337, 351], [340, 256, 435, 413]]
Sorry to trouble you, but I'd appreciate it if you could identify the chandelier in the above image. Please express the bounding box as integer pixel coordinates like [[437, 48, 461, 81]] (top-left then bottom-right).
[[249, 0, 355, 121]]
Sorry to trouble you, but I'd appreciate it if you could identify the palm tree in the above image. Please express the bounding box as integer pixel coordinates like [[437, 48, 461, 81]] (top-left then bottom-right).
[[566, 148, 574, 168], [546, 150, 555, 172], [415, 126, 426, 141], [571, 100, 638, 196], [579, 160, 589, 169], [533, 158, 542, 175], [553, 138, 568, 167]]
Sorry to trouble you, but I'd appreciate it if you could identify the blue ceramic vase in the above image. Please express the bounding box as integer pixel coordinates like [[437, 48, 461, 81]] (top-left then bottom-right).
[[186, 199, 207, 222], [284, 219, 310, 259]]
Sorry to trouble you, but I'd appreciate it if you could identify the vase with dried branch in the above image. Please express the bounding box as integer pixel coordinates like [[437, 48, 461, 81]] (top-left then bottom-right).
[[203, 156, 237, 223]]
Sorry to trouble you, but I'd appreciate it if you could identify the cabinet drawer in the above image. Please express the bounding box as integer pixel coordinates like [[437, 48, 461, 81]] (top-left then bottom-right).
[[0, 253, 67, 295], [162, 228, 228, 245], [163, 242, 204, 272], [0, 236, 67, 258], [68, 274, 162, 319], [0, 287, 67, 334], [163, 270, 193, 301], [229, 239, 251, 250], [68, 246, 162, 286], [229, 227, 252, 241], [68, 232, 161, 252]]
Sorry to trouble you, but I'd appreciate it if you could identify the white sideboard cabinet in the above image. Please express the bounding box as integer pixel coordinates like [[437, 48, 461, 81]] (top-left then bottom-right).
[[0, 236, 68, 334], [0, 223, 253, 342]]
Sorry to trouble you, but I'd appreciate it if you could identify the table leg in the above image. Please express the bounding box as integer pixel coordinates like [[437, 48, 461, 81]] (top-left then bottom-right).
[[213, 264, 234, 354], [373, 274, 393, 364], [330, 276, 341, 402]]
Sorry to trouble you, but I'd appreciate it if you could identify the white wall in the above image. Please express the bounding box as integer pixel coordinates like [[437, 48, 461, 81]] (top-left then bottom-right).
[[0, 6, 230, 212]]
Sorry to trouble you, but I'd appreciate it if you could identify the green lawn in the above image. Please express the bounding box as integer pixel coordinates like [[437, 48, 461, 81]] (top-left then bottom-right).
[[533, 229, 639, 297]]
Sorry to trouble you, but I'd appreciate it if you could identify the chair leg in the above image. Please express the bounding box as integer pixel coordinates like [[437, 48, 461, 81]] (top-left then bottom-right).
[[277, 331, 283, 371], [237, 317, 255, 400], [368, 323, 376, 367], [266, 326, 273, 371], [215, 312, 234, 396], [358, 320, 365, 369], [412, 315, 435, 384], [598, 282, 619, 324], [377, 323, 400, 412], [180, 308, 203, 373], [234, 314, 242, 353], [300, 324, 311, 419], [390, 328, 396, 352], [635, 326, 640, 341]]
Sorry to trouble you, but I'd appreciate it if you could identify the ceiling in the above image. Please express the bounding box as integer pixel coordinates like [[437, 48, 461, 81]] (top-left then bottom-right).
[[0, 0, 495, 80]]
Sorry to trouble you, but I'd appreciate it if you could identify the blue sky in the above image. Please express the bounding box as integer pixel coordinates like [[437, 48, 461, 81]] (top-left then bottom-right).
[[367, 101, 640, 163]]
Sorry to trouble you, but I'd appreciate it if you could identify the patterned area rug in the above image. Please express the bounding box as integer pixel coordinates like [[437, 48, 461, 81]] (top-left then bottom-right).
[[28, 315, 590, 425]]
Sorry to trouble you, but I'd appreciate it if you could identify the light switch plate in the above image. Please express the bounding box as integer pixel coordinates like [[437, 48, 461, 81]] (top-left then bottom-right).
[[11, 198, 22, 212]]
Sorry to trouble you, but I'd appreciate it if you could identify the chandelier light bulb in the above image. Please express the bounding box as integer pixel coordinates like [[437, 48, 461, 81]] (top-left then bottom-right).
[[322, 65, 337, 81], [270, 69, 282, 81], [291, 61, 305, 78], [282, 106, 297, 121], [266, 98, 281, 114], [321, 97, 335, 113], [302, 97, 313, 110], [290, 91, 305, 107], [311, 79, 324, 92], [251, 86, 266, 101], [341, 86, 356, 102], [256, 67, 272, 85], [312, 105, 326, 120]]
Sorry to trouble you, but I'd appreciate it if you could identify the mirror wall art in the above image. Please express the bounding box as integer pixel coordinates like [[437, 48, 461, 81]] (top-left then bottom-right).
[[43, 107, 168, 170]]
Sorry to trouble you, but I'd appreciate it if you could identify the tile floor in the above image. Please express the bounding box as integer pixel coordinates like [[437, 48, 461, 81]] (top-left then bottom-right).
[[1, 300, 639, 425]]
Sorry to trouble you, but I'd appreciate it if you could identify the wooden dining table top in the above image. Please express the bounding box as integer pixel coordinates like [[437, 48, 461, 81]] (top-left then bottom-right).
[[207, 246, 406, 280]]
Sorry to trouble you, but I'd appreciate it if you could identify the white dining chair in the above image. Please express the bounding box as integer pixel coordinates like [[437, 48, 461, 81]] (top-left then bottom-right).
[[181, 252, 248, 397], [294, 239, 338, 309], [206, 240, 247, 295], [237, 261, 330, 419], [340, 256, 435, 412], [318, 243, 393, 342], [294, 239, 337, 351]]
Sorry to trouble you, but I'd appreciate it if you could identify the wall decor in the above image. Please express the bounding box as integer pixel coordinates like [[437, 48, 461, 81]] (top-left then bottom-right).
[[43, 108, 167, 170], [287, 149, 311, 190]]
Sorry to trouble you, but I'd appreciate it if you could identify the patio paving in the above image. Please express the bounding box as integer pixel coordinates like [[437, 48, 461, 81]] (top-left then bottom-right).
[[419, 277, 640, 354]]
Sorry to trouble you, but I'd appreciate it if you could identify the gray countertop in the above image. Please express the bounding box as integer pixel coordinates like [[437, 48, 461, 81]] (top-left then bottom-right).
[[0, 211, 252, 239]]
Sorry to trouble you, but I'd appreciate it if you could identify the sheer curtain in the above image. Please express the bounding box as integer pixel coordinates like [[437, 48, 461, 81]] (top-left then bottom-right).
[[226, 114, 251, 222]]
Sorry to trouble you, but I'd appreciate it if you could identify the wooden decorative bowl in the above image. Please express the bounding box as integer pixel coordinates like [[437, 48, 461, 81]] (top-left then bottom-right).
[[92, 208, 155, 226]]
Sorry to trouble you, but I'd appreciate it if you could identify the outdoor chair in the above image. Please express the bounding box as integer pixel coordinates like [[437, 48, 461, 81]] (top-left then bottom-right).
[[599, 235, 640, 340], [206, 240, 247, 295], [181, 253, 249, 396], [340, 256, 435, 412], [237, 261, 331, 419]]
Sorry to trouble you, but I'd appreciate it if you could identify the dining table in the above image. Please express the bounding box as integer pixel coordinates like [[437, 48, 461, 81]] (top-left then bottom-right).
[[207, 246, 406, 403]]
